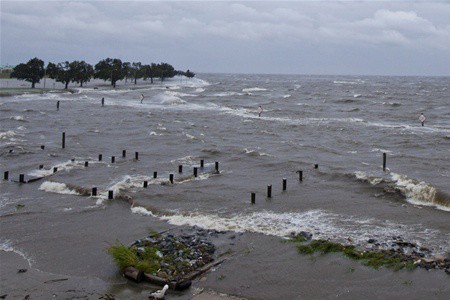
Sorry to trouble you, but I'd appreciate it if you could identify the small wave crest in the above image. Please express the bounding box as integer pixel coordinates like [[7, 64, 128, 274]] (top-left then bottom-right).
[[39, 181, 80, 195]]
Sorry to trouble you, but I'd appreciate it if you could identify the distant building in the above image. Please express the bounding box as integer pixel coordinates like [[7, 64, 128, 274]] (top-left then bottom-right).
[[0, 65, 15, 73]]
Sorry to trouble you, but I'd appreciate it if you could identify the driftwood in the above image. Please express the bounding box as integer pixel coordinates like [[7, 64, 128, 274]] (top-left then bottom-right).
[[129, 256, 230, 291]]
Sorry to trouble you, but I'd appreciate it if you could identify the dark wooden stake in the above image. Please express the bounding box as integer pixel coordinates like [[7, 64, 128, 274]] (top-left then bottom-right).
[[101, 97, 104, 106], [143, 181, 148, 188], [98, 154, 102, 161], [4, 171, 9, 180], [108, 190, 113, 199], [62, 132, 65, 149], [19, 174, 25, 183], [57, 101, 60, 110], [92, 187, 97, 196], [283, 178, 287, 191], [84, 161, 88, 167], [179, 165, 183, 173], [194, 167, 198, 177], [383, 153, 387, 171], [111, 156, 115, 163], [314, 164, 318, 169], [53, 167, 58, 173], [200, 160, 204, 168], [169, 174, 174, 184], [153, 171, 157, 179], [251, 192, 256, 204], [122, 150, 126, 158], [297, 170, 303, 181], [135, 152, 139, 160], [267, 185, 272, 198], [40, 145, 45, 150], [215, 162, 219, 173]]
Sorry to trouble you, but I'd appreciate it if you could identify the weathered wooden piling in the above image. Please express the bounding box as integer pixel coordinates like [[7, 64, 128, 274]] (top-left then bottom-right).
[[123, 266, 144, 283], [178, 165, 183, 173], [84, 161, 89, 167], [383, 153, 387, 171], [53, 167, 58, 173], [296, 170, 303, 181], [19, 174, 25, 183], [62, 132, 65, 149], [108, 190, 113, 199], [122, 150, 126, 158], [39, 165, 44, 169], [314, 164, 318, 169], [143, 181, 148, 188], [101, 97, 104, 107], [169, 174, 174, 184], [40, 145, 45, 150], [153, 171, 158, 179], [92, 187, 97, 196], [98, 154, 102, 161], [57, 101, 60, 110], [200, 160, 204, 168], [251, 192, 256, 204], [135, 152, 139, 160], [111, 156, 115, 163], [215, 162, 219, 173], [267, 185, 272, 198], [283, 178, 287, 191], [4, 171, 9, 180], [193, 167, 198, 177]]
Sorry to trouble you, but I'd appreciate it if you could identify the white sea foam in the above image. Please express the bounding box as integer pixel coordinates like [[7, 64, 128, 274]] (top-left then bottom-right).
[[131, 206, 155, 216], [283, 94, 291, 98], [354, 171, 383, 185], [0, 239, 33, 267], [212, 91, 244, 97], [28, 159, 91, 177], [160, 209, 448, 254], [39, 181, 80, 195], [0, 130, 16, 139], [11, 115, 25, 121], [390, 173, 449, 211], [242, 87, 267, 93]]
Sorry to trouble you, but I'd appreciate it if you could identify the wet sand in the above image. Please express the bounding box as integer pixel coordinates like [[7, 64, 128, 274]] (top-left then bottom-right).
[[1, 201, 449, 300]]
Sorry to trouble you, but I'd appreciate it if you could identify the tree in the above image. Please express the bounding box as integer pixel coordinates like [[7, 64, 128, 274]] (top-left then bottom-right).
[[70, 61, 94, 87], [10, 57, 45, 88], [142, 63, 158, 84], [122, 62, 132, 84], [94, 58, 124, 88], [177, 69, 195, 78], [131, 62, 142, 85], [156, 62, 175, 82], [46, 61, 75, 89]]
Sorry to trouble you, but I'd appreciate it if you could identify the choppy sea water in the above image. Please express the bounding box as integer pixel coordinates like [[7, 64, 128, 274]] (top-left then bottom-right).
[[1, 74, 450, 265]]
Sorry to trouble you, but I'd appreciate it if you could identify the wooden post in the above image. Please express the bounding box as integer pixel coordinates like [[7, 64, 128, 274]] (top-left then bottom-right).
[[98, 154, 102, 161], [153, 171, 157, 179], [135, 152, 139, 160], [40, 145, 45, 150], [108, 190, 113, 199], [267, 185, 272, 198], [84, 161, 88, 167], [383, 153, 387, 171], [57, 101, 60, 110], [92, 187, 97, 196], [215, 162, 219, 173], [122, 150, 126, 158], [194, 167, 198, 177], [169, 174, 174, 184], [178, 165, 183, 173], [111, 156, 115, 163], [297, 170, 303, 181], [62, 132, 65, 149], [143, 181, 148, 188], [39, 165, 44, 169], [314, 164, 318, 169], [283, 178, 287, 191], [53, 167, 58, 173], [251, 192, 256, 204], [200, 159, 204, 168], [101, 97, 104, 107], [19, 174, 25, 183], [4, 171, 8, 180]]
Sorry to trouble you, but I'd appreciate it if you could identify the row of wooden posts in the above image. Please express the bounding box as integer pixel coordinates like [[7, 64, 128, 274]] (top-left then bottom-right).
[[56, 98, 105, 112]]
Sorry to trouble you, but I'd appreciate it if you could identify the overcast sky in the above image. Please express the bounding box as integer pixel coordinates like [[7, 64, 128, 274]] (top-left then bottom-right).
[[1, 0, 450, 76]]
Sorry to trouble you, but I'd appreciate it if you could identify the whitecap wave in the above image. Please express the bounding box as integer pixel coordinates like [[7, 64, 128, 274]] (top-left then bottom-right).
[[242, 87, 267, 93], [39, 181, 80, 195]]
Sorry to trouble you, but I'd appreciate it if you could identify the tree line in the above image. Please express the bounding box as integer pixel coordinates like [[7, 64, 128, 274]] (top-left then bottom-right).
[[10, 57, 195, 89]]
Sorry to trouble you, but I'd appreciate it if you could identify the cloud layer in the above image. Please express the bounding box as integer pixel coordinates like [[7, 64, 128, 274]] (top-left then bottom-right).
[[2, 1, 450, 75]]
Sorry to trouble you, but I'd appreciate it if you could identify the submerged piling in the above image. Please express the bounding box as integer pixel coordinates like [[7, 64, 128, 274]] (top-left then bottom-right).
[[111, 156, 115, 163], [122, 150, 126, 158], [283, 178, 287, 191], [169, 174, 174, 184], [267, 185, 272, 198], [193, 167, 198, 177], [153, 171, 157, 179], [108, 190, 113, 199], [296, 170, 303, 181], [98, 154, 102, 161], [53, 167, 58, 173], [314, 164, 318, 169], [383, 153, 387, 171], [143, 181, 148, 188], [101, 97, 104, 107], [19, 174, 24, 183], [4, 171, 9, 181], [84, 161, 89, 167], [200, 160, 204, 168], [62, 132, 66, 149], [135, 152, 139, 160], [39, 165, 44, 169], [178, 165, 183, 173], [57, 101, 60, 110], [40, 145, 45, 150], [215, 162, 219, 173], [251, 192, 256, 204], [92, 187, 97, 196]]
